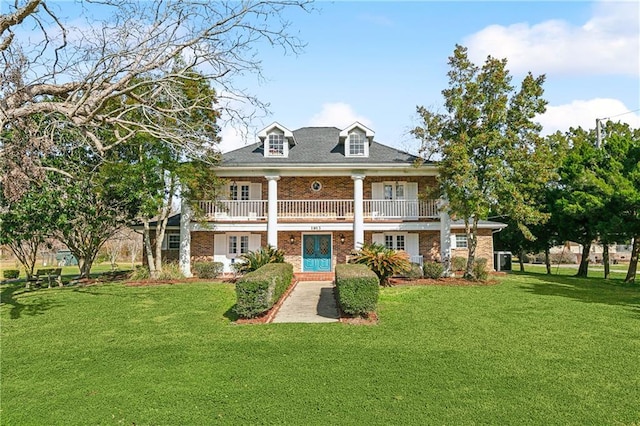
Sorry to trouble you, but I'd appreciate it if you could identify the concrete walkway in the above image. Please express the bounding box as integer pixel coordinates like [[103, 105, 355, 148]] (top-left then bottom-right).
[[272, 281, 340, 323]]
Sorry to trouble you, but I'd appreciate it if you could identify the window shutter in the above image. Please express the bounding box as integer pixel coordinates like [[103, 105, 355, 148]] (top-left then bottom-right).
[[407, 233, 419, 257], [371, 182, 384, 200], [249, 234, 261, 251], [250, 183, 262, 200], [450, 234, 457, 249], [407, 182, 418, 200], [214, 234, 226, 255], [372, 233, 384, 245]]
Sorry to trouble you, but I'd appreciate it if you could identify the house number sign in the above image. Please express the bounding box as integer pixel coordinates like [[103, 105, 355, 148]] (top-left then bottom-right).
[[311, 226, 322, 230]]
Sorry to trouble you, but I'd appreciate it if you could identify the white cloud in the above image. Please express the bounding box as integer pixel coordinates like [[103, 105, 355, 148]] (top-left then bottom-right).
[[537, 98, 640, 135], [218, 126, 253, 153], [307, 103, 373, 129], [464, 1, 639, 76]]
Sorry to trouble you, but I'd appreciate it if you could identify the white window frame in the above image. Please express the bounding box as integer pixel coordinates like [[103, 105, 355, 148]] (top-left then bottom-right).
[[229, 182, 250, 201], [454, 234, 468, 249], [266, 132, 287, 157], [383, 181, 406, 200], [383, 233, 406, 251], [161, 233, 181, 250], [346, 130, 369, 157], [228, 233, 250, 258]]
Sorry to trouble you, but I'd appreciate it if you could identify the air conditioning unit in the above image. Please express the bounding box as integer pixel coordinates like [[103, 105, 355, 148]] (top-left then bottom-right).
[[494, 251, 512, 272]]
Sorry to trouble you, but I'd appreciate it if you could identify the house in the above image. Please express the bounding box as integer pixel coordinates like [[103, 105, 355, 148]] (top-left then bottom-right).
[[167, 122, 505, 277]]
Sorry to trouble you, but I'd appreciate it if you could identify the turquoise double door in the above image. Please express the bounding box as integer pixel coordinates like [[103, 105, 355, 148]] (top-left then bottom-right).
[[303, 234, 332, 272]]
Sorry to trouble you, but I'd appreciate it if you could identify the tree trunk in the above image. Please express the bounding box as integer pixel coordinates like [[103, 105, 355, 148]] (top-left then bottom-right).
[[518, 249, 525, 272], [576, 240, 591, 278], [603, 244, 610, 279], [464, 218, 478, 280], [545, 247, 551, 275], [624, 235, 639, 284], [142, 221, 157, 278]]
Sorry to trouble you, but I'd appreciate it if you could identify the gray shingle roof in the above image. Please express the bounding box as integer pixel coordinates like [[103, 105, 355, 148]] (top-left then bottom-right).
[[221, 127, 426, 166]]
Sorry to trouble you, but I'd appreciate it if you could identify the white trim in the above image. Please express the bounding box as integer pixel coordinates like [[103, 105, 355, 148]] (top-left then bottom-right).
[[339, 121, 375, 139], [214, 165, 439, 177]]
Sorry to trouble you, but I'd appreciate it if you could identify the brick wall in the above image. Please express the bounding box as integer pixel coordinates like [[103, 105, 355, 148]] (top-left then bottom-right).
[[450, 229, 495, 270]]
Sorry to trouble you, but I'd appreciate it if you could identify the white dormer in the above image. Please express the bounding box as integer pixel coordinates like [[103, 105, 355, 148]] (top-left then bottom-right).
[[258, 122, 295, 158], [339, 122, 374, 158]]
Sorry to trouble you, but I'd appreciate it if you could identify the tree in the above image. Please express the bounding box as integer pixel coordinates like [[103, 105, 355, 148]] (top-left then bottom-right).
[[0, 188, 54, 281], [102, 70, 224, 278], [600, 122, 640, 283], [550, 127, 617, 278], [1, 0, 311, 199], [412, 45, 555, 279]]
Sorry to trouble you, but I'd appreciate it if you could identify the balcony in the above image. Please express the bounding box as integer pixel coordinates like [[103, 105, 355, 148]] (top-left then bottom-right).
[[197, 199, 439, 221]]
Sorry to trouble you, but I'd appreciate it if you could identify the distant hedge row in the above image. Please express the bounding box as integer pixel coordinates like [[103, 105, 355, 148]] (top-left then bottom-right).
[[234, 263, 293, 318], [335, 264, 379, 316]]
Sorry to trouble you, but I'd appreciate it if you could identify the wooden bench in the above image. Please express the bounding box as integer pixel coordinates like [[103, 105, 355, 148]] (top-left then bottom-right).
[[27, 268, 63, 289]]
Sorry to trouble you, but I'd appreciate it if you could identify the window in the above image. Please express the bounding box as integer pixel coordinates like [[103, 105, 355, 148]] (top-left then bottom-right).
[[230, 183, 250, 201], [383, 182, 405, 200], [348, 133, 365, 156], [228, 235, 249, 256], [384, 234, 405, 251], [268, 133, 284, 156], [162, 234, 181, 250], [455, 234, 468, 249], [311, 181, 322, 192]]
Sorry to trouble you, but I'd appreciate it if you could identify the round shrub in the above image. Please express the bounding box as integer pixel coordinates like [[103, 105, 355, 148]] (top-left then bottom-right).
[[3, 269, 19, 279], [423, 262, 444, 279], [451, 256, 467, 272], [403, 263, 423, 279]]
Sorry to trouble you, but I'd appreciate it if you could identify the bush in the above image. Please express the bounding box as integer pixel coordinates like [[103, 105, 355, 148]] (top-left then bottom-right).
[[235, 245, 284, 274], [550, 251, 576, 264], [423, 262, 444, 279], [349, 243, 411, 286], [130, 266, 150, 280], [3, 269, 19, 279], [156, 263, 184, 280], [335, 264, 379, 316], [193, 261, 223, 279], [234, 263, 293, 318], [451, 256, 467, 272], [473, 258, 489, 281], [403, 263, 423, 279]]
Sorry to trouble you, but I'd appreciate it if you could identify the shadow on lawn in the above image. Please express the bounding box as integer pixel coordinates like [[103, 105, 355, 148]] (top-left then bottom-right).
[[0, 282, 62, 320], [514, 271, 640, 317]]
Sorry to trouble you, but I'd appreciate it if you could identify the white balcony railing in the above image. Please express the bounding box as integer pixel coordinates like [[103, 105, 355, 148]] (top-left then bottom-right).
[[197, 199, 439, 220], [364, 200, 439, 219], [198, 200, 267, 220], [279, 200, 354, 219]]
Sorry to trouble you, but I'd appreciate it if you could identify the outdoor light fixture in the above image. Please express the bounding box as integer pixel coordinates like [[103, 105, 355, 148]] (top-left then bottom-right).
[[289, 235, 295, 244], [339, 234, 345, 244]]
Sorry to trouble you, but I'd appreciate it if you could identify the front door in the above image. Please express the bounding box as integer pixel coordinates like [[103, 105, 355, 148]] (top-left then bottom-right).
[[303, 234, 332, 272]]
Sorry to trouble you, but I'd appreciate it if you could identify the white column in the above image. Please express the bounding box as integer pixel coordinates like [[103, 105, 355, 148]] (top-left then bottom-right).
[[266, 175, 280, 248], [438, 198, 452, 277], [179, 198, 193, 278], [352, 174, 365, 249]]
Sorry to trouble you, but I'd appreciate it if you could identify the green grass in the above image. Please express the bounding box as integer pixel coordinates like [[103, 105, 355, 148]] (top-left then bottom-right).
[[518, 262, 631, 280], [2, 273, 639, 425]]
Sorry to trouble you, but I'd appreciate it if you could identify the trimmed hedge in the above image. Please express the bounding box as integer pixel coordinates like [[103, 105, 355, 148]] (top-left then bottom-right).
[[193, 261, 223, 279], [335, 264, 379, 316], [3, 269, 19, 279], [234, 263, 293, 318]]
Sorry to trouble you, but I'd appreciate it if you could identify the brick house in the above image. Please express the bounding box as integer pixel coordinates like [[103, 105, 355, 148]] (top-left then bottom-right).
[[169, 122, 505, 277]]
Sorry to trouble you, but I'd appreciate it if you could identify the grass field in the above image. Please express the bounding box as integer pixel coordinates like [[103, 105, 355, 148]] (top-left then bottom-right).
[[1, 272, 639, 424]]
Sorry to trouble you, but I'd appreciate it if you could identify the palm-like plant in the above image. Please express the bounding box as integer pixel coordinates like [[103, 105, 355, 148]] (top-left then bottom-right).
[[350, 243, 411, 286], [234, 245, 285, 274]]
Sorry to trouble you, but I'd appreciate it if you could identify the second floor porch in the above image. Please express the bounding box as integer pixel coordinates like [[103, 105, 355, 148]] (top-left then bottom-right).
[[197, 199, 440, 221]]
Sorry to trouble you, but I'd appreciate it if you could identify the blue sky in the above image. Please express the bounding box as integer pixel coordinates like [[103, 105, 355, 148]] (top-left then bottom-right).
[[220, 0, 640, 153]]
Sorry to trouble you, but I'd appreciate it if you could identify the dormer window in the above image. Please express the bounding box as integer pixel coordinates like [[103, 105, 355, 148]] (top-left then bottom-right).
[[340, 122, 374, 158], [268, 133, 285, 156], [258, 123, 295, 158], [349, 133, 366, 156]]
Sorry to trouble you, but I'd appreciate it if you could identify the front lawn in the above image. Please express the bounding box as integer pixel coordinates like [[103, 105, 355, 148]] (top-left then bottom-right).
[[1, 273, 639, 424]]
